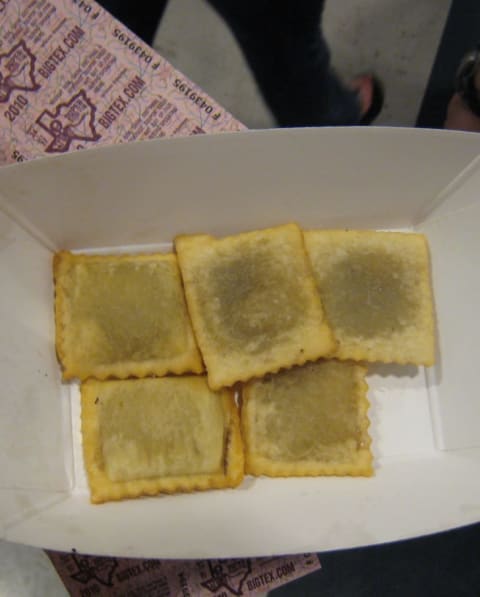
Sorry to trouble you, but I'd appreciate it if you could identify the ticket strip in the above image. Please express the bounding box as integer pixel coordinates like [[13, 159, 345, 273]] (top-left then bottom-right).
[[0, 0, 244, 165], [47, 551, 321, 597]]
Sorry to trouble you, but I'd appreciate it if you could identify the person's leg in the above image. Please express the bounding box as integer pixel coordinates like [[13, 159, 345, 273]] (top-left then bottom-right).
[[444, 93, 480, 131], [206, 0, 366, 126], [445, 46, 480, 131], [96, 0, 169, 45]]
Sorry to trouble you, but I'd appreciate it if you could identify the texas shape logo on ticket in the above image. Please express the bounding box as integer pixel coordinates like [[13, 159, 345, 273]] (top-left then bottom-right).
[[201, 559, 252, 595], [68, 552, 118, 587], [0, 40, 41, 103], [36, 89, 101, 153]]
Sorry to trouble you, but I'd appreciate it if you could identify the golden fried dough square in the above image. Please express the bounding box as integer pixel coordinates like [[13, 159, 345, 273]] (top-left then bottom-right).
[[241, 360, 372, 477], [81, 376, 244, 503], [54, 251, 203, 380], [304, 230, 435, 365], [175, 223, 334, 390]]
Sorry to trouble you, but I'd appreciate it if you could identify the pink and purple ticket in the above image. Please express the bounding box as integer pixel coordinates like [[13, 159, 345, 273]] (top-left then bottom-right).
[[0, 0, 245, 165]]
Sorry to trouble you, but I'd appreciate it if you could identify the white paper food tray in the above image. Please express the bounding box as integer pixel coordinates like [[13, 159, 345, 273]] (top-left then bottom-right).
[[1, 128, 480, 558]]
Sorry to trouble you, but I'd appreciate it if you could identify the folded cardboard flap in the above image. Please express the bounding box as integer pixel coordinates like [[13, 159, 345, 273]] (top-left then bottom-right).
[[0, 128, 480, 250], [419, 158, 480, 450], [0, 490, 69, 538], [4, 451, 480, 558], [0, 210, 72, 497]]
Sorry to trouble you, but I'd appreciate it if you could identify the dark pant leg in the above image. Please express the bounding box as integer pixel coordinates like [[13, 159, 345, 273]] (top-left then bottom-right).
[[206, 0, 361, 126], [96, 0, 169, 45]]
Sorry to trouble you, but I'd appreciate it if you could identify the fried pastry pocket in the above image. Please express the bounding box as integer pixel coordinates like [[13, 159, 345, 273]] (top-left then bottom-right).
[[304, 230, 435, 365], [241, 360, 372, 477], [175, 223, 334, 390], [54, 251, 203, 380], [81, 376, 244, 503]]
